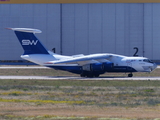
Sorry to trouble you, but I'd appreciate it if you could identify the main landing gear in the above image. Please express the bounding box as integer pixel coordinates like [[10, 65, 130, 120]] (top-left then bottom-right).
[[128, 73, 133, 77], [80, 72, 100, 78]]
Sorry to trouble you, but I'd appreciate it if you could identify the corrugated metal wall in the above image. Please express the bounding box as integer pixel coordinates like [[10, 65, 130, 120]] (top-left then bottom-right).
[[62, 3, 144, 56], [1, 3, 160, 60], [0, 4, 61, 60]]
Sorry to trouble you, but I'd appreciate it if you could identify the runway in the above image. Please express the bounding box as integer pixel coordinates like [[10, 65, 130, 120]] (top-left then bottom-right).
[[0, 66, 49, 69], [0, 75, 160, 80], [0, 66, 160, 80]]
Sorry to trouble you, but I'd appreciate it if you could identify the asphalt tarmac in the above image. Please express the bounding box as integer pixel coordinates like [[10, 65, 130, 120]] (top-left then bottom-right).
[[0, 66, 159, 80], [0, 75, 159, 80]]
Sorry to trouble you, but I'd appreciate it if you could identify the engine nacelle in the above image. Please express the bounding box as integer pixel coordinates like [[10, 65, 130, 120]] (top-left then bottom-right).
[[82, 62, 113, 72], [103, 62, 114, 71], [82, 63, 103, 71]]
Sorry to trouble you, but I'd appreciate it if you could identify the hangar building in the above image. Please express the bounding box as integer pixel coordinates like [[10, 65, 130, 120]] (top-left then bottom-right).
[[0, 0, 160, 61]]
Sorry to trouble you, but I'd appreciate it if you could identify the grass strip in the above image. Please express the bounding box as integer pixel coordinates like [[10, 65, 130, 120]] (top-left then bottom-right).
[[1, 114, 160, 120], [0, 79, 160, 87], [0, 115, 142, 120], [0, 98, 85, 105]]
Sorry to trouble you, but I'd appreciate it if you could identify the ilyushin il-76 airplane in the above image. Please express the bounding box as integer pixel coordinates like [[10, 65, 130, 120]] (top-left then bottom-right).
[[7, 28, 157, 77]]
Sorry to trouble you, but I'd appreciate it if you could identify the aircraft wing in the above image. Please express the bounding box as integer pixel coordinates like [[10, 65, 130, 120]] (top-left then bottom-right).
[[52, 54, 112, 65]]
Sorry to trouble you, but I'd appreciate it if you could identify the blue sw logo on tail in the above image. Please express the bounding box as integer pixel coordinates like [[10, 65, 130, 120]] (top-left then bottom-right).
[[22, 39, 38, 45], [13, 29, 49, 55]]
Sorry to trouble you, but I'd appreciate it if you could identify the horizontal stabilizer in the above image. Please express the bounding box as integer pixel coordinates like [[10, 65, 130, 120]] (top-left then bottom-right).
[[6, 28, 42, 33]]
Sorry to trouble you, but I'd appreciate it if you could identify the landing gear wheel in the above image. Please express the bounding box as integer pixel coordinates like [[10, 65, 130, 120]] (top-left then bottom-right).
[[87, 73, 94, 78], [80, 74, 85, 77], [80, 73, 86, 77], [94, 74, 100, 77], [128, 73, 133, 77]]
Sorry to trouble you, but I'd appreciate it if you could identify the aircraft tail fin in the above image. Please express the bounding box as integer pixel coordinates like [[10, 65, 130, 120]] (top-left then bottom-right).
[[7, 28, 49, 55]]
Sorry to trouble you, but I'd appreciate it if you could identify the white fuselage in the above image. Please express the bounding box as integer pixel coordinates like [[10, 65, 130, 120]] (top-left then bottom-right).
[[21, 53, 157, 73]]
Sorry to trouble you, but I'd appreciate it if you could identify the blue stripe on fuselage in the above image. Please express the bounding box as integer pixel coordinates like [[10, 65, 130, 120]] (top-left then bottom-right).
[[47, 65, 137, 74], [47, 66, 82, 74]]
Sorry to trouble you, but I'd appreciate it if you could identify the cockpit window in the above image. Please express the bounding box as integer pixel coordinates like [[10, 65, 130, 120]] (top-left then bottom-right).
[[143, 59, 153, 63]]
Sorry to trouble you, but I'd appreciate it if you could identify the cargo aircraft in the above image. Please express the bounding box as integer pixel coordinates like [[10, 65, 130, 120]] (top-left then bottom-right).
[[7, 28, 157, 77]]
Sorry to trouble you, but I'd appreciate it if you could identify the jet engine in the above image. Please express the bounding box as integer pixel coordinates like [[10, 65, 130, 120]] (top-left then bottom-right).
[[82, 62, 113, 72], [82, 63, 103, 71], [103, 62, 114, 71]]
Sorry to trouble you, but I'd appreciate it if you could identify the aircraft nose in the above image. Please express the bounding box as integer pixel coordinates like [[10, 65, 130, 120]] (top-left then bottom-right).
[[152, 63, 157, 71], [142, 63, 157, 72], [151, 63, 157, 71]]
